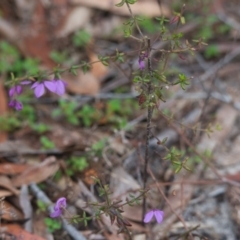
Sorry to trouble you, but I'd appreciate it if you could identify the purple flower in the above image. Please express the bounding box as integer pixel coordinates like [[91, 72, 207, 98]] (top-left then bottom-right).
[[8, 99, 23, 111], [9, 85, 22, 97], [9, 80, 32, 98], [20, 80, 32, 85], [31, 79, 66, 98], [144, 209, 164, 224], [50, 197, 67, 218], [52, 79, 67, 96], [31, 80, 56, 98], [138, 59, 145, 71], [138, 51, 148, 71]]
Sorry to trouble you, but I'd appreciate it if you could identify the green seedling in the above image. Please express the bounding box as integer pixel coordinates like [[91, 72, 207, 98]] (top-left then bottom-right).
[[44, 217, 61, 233], [72, 30, 91, 48], [66, 156, 89, 176], [40, 136, 55, 150]]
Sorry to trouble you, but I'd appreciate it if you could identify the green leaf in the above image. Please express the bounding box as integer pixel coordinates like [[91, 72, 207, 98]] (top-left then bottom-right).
[[72, 30, 91, 47], [175, 165, 182, 173], [115, 0, 125, 7]]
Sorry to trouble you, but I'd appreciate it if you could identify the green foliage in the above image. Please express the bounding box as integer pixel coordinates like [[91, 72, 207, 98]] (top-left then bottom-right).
[[204, 44, 219, 59], [196, 14, 230, 42], [40, 136, 55, 149], [17, 104, 36, 123], [37, 200, 47, 212], [72, 30, 91, 48], [30, 123, 49, 134], [91, 139, 106, 155], [52, 99, 79, 125], [98, 55, 110, 66], [66, 156, 89, 176], [138, 16, 158, 34], [164, 147, 191, 173], [0, 115, 20, 132], [115, 50, 125, 63], [81, 61, 91, 73], [77, 105, 96, 127], [115, 0, 137, 7], [175, 73, 189, 90], [44, 217, 61, 233], [50, 50, 68, 64], [0, 41, 39, 77]]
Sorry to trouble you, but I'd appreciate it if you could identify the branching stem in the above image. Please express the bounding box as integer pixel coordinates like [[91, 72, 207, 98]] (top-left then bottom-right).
[[142, 38, 154, 223]]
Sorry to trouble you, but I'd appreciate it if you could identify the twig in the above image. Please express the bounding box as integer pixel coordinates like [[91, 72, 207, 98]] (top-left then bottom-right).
[[141, 155, 192, 238], [158, 111, 240, 188], [30, 183, 87, 240], [142, 38, 154, 224], [125, 1, 144, 38], [199, 46, 240, 82]]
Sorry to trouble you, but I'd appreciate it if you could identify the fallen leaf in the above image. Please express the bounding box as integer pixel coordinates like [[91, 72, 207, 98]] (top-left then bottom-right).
[[12, 156, 59, 187], [0, 175, 19, 195], [57, 6, 91, 37], [0, 81, 8, 143], [0, 189, 13, 198], [88, 51, 109, 80], [65, 70, 100, 95], [0, 201, 24, 221], [110, 167, 142, 221], [71, 0, 170, 17], [0, 163, 30, 175], [1, 224, 45, 240]]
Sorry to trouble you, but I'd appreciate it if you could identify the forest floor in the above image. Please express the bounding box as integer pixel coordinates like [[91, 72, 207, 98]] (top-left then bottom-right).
[[0, 0, 240, 239]]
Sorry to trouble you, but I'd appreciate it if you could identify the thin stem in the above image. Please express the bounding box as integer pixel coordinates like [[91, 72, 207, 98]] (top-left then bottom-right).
[[125, 1, 144, 38], [142, 38, 154, 224]]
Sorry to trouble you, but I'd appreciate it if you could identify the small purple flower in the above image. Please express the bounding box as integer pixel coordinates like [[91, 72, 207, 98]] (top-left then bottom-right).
[[138, 59, 145, 71], [138, 51, 148, 71], [31, 79, 66, 98], [53, 79, 67, 96], [50, 197, 67, 218], [31, 80, 56, 98], [9, 85, 22, 97], [20, 80, 32, 85], [9, 80, 32, 98], [144, 209, 164, 224], [8, 99, 23, 111]]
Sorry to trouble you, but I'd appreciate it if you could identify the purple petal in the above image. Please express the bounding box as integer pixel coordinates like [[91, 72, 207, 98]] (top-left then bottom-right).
[[50, 209, 62, 218], [16, 85, 22, 95], [144, 210, 154, 223], [34, 83, 45, 98], [20, 80, 32, 85], [44, 81, 56, 93], [55, 80, 65, 96], [15, 100, 23, 111], [8, 99, 15, 108], [9, 87, 15, 97], [8, 99, 23, 111], [31, 81, 40, 89], [139, 60, 145, 70], [154, 210, 164, 224], [54, 197, 67, 211]]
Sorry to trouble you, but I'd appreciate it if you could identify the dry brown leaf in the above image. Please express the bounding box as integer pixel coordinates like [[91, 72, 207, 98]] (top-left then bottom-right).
[[71, 0, 170, 17], [12, 156, 59, 187], [0, 163, 30, 175], [57, 6, 91, 37], [65, 70, 100, 95], [1, 201, 24, 221], [110, 167, 142, 221], [0, 189, 13, 198], [88, 51, 109, 80], [0, 82, 8, 143], [1, 224, 45, 240], [0, 175, 19, 195]]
